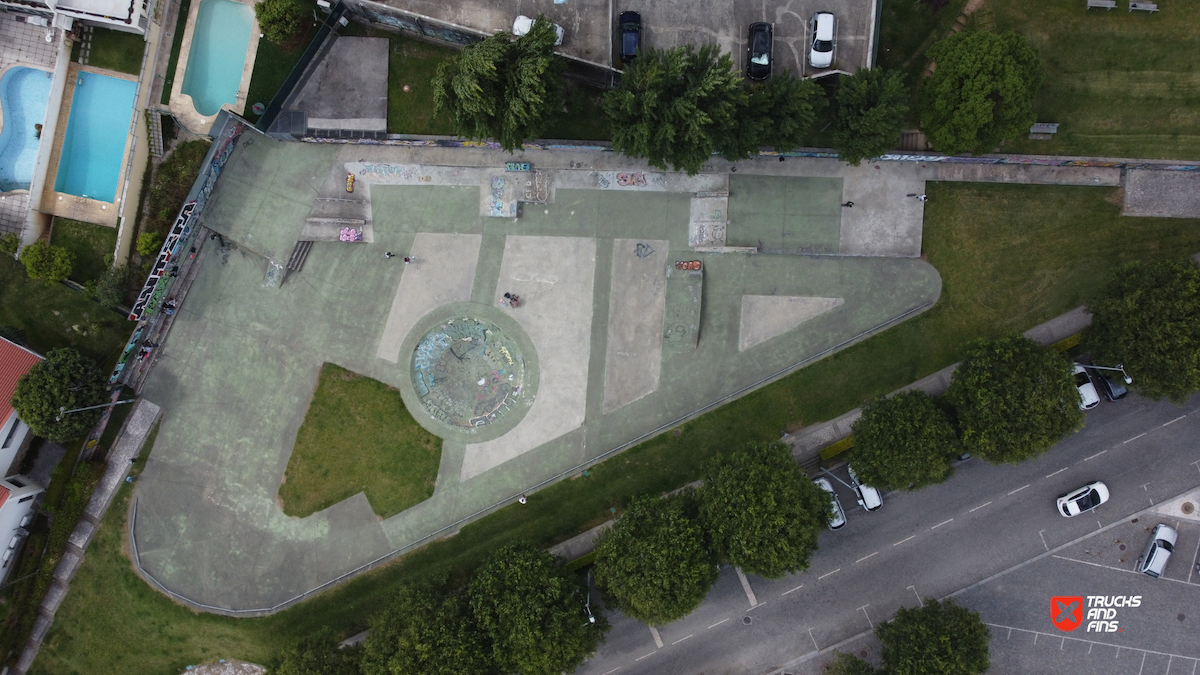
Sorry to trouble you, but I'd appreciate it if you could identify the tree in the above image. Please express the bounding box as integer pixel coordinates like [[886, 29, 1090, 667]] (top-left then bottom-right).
[[9, 348, 108, 442], [722, 75, 826, 161], [603, 45, 743, 174], [833, 68, 910, 165], [20, 241, 74, 282], [918, 31, 1043, 156], [275, 628, 362, 675], [432, 17, 565, 152], [876, 598, 990, 675], [1087, 259, 1200, 403], [699, 442, 830, 578], [362, 582, 494, 675], [86, 265, 135, 310], [468, 541, 607, 675], [592, 489, 717, 625], [136, 231, 163, 258], [825, 653, 877, 675], [944, 335, 1082, 464], [254, 0, 305, 46], [851, 390, 959, 491], [0, 231, 19, 256]]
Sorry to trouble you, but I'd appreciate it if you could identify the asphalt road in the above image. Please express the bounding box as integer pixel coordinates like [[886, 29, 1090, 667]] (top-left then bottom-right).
[[576, 392, 1200, 675]]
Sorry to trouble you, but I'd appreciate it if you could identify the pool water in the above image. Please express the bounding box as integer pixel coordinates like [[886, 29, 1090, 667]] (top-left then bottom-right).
[[182, 0, 253, 117], [0, 67, 53, 192], [54, 73, 138, 203]]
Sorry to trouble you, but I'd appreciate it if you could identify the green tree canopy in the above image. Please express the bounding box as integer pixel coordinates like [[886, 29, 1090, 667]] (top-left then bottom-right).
[[468, 541, 607, 675], [0, 232, 19, 256], [592, 489, 717, 625], [918, 31, 1043, 156], [945, 335, 1082, 464], [254, 0, 306, 45], [21, 241, 74, 282], [876, 598, 990, 675], [432, 17, 565, 152], [1087, 259, 1200, 403], [136, 232, 163, 258], [274, 628, 362, 675], [833, 68, 910, 166], [86, 264, 135, 310], [10, 348, 107, 442], [699, 442, 829, 578], [361, 582, 494, 675], [722, 74, 826, 161], [826, 652, 877, 675], [851, 390, 959, 491]]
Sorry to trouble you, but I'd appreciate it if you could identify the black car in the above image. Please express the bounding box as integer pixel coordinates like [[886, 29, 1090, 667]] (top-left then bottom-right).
[[747, 22, 772, 80], [619, 11, 641, 64], [1090, 368, 1129, 401]]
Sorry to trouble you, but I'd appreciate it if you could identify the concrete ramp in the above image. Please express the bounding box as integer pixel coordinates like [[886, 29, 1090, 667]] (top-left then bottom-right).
[[1123, 169, 1200, 218], [738, 295, 845, 352], [663, 264, 703, 354], [689, 193, 728, 248]]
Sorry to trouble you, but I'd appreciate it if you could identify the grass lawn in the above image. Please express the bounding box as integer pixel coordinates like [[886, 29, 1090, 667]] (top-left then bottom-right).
[[988, 0, 1200, 159], [244, 26, 318, 125], [49, 218, 117, 284], [159, 0, 191, 105], [80, 27, 146, 75], [31, 183, 1200, 675], [877, 0, 969, 120], [138, 140, 210, 239], [280, 364, 441, 519]]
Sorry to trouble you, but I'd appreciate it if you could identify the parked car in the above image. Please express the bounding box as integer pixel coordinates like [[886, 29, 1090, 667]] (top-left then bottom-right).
[[1056, 480, 1109, 517], [1090, 368, 1129, 401], [847, 465, 882, 511], [809, 12, 835, 69], [513, 15, 565, 46], [813, 477, 846, 529], [1136, 524, 1177, 577], [619, 11, 641, 64], [747, 22, 772, 80], [1074, 364, 1099, 410]]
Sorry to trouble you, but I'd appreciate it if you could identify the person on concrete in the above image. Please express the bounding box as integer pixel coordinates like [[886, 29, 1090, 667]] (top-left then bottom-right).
[[503, 292, 520, 308], [403, 257, 412, 264], [842, 201, 854, 208], [917, 194, 928, 202], [384, 251, 394, 259]]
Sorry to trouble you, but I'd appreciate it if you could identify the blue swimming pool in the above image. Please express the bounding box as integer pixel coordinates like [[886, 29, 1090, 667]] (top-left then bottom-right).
[[182, 0, 253, 117], [54, 72, 137, 203], [0, 67, 53, 192]]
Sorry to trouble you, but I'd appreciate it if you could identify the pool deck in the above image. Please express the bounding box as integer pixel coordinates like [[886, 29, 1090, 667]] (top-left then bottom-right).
[[0, 21, 60, 234], [168, 0, 262, 136]]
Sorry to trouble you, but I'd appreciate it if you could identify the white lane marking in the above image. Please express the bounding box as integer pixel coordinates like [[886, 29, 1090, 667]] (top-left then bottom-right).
[[969, 501, 993, 513], [907, 585, 923, 606], [855, 552, 879, 564], [602, 669, 621, 675], [858, 604, 873, 629], [931, 519, 953, 529], [1124, 432, 1147, 444], [808, 627, 819, 651], [1164, 415, 1187, 426], [746, 602, 767, 612], [735, 567, 759, 607], [1039, 529, 1049, 552], [818, 568, 841, 580], [1084, 450, 1108, 461], [671, 635, 693, 645], [893, 535, 916, 546], [649, 626, 663, 648], [708, 618, 730, 629], [1045, 467, 1068, 478], [1188, 532, 1200, 584], [782, 584, 804, 596], [1009, 485, 1030, 495], [635, 652, 656, 662]]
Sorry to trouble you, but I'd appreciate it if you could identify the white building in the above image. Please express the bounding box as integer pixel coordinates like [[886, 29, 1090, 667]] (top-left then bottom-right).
[[0, 475, 44, 583], [0, 0, 149, 34]]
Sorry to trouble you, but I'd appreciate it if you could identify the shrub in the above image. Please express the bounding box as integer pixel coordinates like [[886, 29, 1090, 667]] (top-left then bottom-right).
[[21, 241, 74, 282], [136, 232, 163, 258], [0, 231, 19, 255], [255, 0, 306, 45]]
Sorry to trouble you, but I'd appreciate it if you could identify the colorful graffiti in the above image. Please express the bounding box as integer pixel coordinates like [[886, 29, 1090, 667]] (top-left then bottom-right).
[[616, 172, 648, 187]]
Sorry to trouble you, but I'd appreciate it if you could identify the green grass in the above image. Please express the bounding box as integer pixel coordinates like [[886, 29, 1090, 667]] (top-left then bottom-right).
[[244, 29, 314, 124], [988, 0, 1200, 159], [876, 0, 970, 123], [49, 218, 118, 284], [139, 140, 210, 239], [160, 0, 191, 105], [280, 364, 441, 519], [31, 183, 1200, 675], [78, 27, 146, 75]]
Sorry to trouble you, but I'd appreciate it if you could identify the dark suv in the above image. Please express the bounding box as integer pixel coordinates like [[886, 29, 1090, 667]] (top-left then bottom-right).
[[747, 22, 772, 80]]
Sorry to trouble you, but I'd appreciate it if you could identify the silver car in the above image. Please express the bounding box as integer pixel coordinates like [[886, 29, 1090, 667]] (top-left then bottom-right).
[[813, 477, 846, 529], [1137, 524, 1177, 578], [847, 465, 882, 511]]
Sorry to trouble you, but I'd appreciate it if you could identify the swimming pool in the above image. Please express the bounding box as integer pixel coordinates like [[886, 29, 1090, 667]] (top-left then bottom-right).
[[54, 72, 137, 203], [0, 67, 53, 192], [182, 0, 253, 117]]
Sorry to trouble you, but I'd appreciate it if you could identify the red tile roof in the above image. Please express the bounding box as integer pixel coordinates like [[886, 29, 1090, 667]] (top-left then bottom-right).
[[0, 338, 43, 423], [0, 484, 8, 510]]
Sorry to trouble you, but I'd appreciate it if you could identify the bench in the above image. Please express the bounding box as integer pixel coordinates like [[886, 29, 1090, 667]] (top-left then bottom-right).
[[1129, 1, 1158, 11], [1029, 122, 1060, 140], [1086, 0, 1116, 9]]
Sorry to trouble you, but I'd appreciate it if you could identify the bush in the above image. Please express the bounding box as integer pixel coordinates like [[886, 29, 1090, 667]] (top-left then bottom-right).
[[142, 140, 209, 238], [851, 390, 959, 491], [0, 231, 19, 255], [21, 241, 74, 282], [255, 0, 306, 46], [136, 232, 163, 258], [86, 265, 136, 309]]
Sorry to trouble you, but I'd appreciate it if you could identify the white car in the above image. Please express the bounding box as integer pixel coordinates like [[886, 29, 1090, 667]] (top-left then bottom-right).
[[847, 465, 882, 511], [1136, 524, 1177, 578], [1056, 480, 1109, 517], [1074, 364, 1099, 410], [809, 12, 835, 69], [813, 477, 846, 529], [513, 15, 564, 46]]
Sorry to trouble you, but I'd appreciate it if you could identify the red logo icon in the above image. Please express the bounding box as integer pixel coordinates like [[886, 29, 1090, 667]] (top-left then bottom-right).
[[1051, 596, 1084, 632]]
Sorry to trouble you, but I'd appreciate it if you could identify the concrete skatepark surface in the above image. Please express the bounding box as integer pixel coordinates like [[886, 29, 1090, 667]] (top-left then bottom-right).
[[132, 136, 940, 612]]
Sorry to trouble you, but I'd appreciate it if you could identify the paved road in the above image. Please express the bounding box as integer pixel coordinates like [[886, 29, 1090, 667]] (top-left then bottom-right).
[[577, 392, 1200, 675]]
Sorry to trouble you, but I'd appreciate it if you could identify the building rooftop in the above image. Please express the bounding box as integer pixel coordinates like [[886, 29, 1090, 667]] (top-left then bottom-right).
[[0, 338, 43, 423]]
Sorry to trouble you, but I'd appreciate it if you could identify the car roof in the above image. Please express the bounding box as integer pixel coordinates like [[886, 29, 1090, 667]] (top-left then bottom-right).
[[1153, 523, 1178, 545], [814, 12, 834, 39]]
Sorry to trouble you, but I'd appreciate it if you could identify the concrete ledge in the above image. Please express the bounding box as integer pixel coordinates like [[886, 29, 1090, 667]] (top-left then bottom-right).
[[549, 521, 613, 561], [41, 581, 69, 615], [66, 518, 96, 553], [52, 549, 83, 583]]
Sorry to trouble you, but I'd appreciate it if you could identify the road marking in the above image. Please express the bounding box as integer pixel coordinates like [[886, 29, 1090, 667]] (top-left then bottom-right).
[[672, 635, 693, 645], [931, 519, 953, 529], [893, 535, 916, 546], [746, 602, 767, 612], [635, 652, 656, 662], [602, 669, 620, 675], [1045, 467, 1068, 478], [1084, 450, 1108, 462], [1039, 529, 1050, 552], [855, 552, 878, 564], [969, 501, 993, 513], [708, 618, 730, 629], [782, 584, 804, 596], [1009, 485, 1029, 495], [735, 567, 759, 607], [1124, 432, 1147, 444], [650, 626, 663, 648], [808, 627, 819, 651], [1188, 532, 1200, 584], [907, 585, 923, 606], [1061, 636, 1065, 650], [1139, 651, 1146, 675], [859, 604, 873, 629], [1048, 554, 1200, 587], [1164, 415, 1187, 426], [818, 568, 841, 580]]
